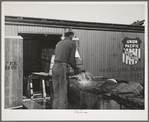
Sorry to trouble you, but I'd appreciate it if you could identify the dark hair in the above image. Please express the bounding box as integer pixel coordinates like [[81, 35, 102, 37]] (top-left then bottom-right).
[[64, 32, 74, 37]]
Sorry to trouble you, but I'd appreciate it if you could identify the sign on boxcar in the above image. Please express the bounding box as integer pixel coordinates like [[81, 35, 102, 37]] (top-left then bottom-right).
[[122, 37, 142, 65]]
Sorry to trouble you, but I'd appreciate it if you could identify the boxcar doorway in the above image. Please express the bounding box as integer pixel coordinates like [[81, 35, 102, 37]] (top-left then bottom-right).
[[19, 33, 61, 98]]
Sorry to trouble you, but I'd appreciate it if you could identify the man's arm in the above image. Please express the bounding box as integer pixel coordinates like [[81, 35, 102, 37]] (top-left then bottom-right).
[[69, 42, 78, 71]]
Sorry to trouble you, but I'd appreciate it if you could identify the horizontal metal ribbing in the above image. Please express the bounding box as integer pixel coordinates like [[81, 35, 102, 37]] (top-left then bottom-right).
[[5, 16, 144, 33]]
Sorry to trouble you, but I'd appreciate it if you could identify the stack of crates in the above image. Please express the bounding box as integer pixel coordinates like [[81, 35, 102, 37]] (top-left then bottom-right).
[[41, 48, 54, 73]]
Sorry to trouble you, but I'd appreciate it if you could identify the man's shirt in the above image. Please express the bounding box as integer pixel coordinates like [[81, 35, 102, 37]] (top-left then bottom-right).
[[54, 38, 77, 70]]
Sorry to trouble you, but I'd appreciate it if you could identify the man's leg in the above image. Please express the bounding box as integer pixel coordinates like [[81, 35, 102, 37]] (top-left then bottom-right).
[[58, 64, 68, 109], [52, 63, 60, 109]]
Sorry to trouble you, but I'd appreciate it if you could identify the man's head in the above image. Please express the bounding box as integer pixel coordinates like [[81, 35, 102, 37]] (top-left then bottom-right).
[[64, 31, 74, 40]]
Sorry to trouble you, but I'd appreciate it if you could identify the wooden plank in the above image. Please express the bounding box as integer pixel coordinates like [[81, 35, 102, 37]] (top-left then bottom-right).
[[17, 38, 23, 106], [34, 98, 51, 109], [23, 100, 45, 109]]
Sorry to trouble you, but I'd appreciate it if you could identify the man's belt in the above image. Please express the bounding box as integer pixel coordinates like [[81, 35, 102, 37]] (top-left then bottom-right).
[[54, 60, 67, 64]]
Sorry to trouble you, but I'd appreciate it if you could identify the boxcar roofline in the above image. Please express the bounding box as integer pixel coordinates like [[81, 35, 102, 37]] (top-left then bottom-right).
[[5, 16, 144, 33]]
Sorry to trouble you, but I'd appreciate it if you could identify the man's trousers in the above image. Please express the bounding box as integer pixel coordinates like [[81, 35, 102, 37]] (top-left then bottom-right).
[[52, 62, 69, 109]]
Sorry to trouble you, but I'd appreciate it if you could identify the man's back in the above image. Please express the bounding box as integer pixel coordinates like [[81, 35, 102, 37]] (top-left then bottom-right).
[[55, 39, 73, 63], [54, 38, 77, 70]]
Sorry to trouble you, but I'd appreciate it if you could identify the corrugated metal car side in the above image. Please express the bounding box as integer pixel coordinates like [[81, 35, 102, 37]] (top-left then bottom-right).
[[5, 24, 144, 84], [73, 29, 144, 84]]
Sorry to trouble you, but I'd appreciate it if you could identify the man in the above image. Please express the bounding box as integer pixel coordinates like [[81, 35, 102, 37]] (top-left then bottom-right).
[[52, 31, 79, 109]]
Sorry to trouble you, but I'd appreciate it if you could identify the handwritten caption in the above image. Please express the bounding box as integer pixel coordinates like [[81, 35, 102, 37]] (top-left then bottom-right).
[[74, 110, 88, 114]]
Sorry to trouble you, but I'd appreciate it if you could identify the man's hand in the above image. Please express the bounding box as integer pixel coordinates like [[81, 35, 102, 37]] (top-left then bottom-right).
[[74, 68, 81, 75], [74, 69, 79, 75]]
